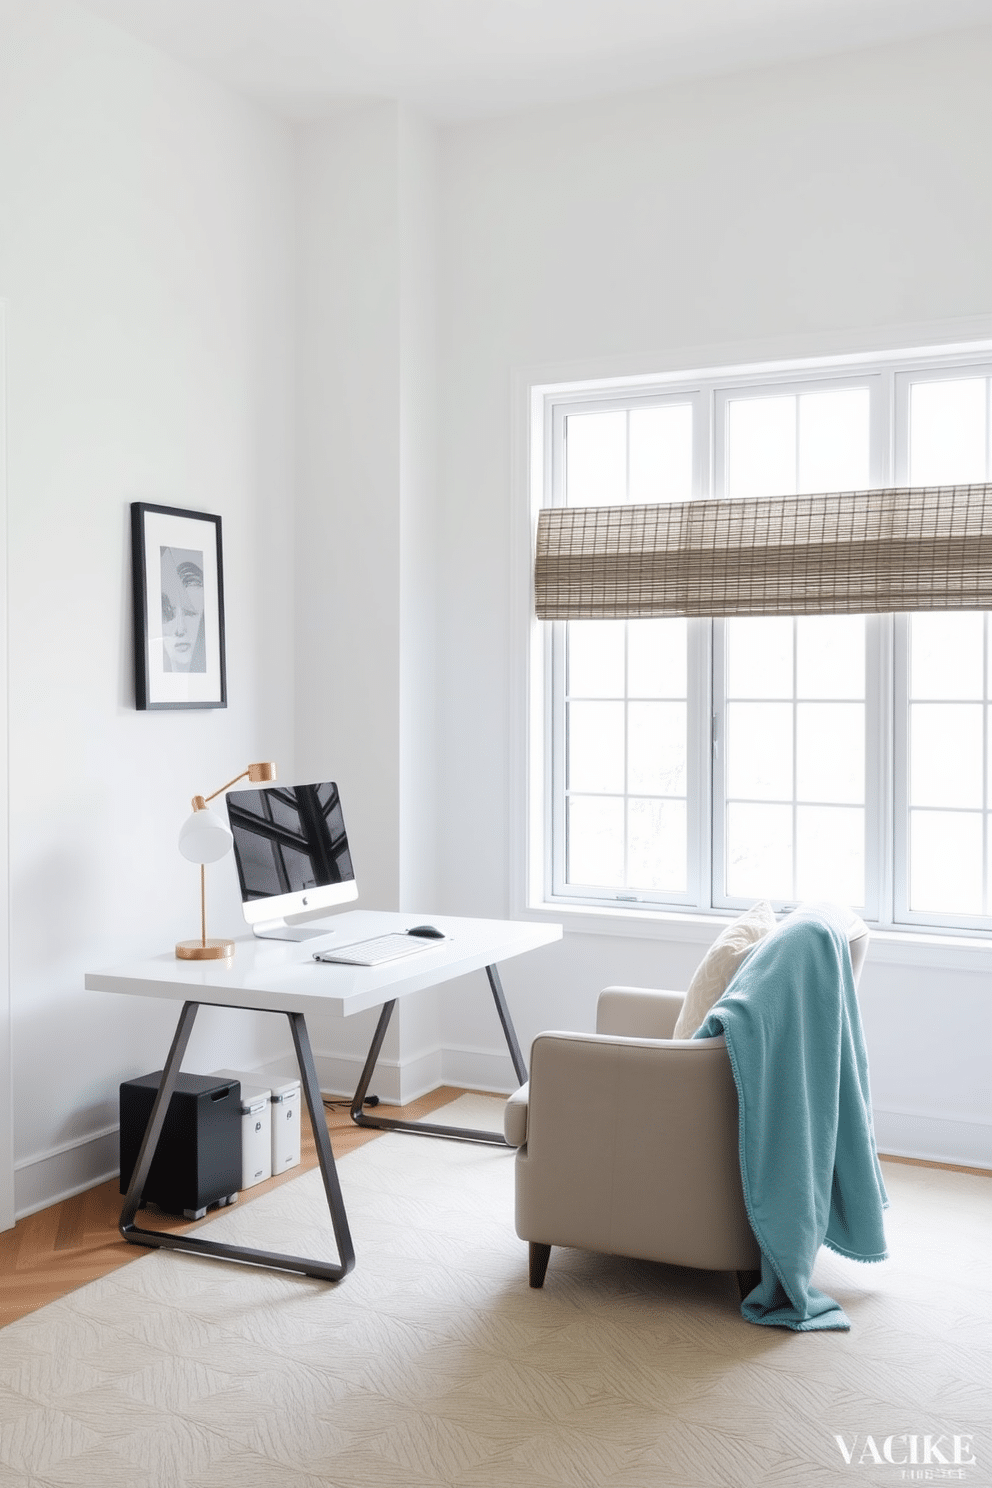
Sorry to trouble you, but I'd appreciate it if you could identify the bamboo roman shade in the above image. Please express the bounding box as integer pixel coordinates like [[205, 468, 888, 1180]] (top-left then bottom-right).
[[534, 483, 992, 620]]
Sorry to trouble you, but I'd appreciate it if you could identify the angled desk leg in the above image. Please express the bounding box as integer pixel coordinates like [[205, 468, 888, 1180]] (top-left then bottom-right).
[[119, 1000, 355, 1283], [349, 962, 528, 1146]]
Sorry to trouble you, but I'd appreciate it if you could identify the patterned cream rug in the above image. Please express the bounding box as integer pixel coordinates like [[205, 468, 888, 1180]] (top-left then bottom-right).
[[0, 1095, 988, 1488]]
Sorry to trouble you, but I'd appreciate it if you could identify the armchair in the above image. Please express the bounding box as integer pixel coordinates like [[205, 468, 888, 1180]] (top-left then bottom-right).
[[504, 911, 870, 1294]]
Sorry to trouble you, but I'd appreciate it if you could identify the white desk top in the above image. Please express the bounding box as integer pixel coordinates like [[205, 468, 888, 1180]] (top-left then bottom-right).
[[85, 910, 562, 1018]]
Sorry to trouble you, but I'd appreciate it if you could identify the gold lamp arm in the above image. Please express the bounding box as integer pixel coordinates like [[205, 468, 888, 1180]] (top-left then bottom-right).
[[176, 762, 277, 961], [192, 761, 277, 814]]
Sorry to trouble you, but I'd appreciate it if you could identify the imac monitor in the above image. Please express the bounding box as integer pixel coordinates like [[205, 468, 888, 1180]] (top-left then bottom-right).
[[226, 780, 358, 941]]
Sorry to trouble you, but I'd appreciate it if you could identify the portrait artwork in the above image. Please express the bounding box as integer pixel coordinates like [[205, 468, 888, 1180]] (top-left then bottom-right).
[[131, 504, 227, 709], [160, 546, 206, 674]]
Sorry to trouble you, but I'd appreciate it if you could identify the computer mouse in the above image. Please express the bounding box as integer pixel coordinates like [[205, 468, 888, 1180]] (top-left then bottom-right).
[[407, 924, 445, 939]]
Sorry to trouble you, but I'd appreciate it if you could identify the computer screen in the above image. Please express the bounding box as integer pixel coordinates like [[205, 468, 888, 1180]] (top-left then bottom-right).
[[226, 780, 358, 940]]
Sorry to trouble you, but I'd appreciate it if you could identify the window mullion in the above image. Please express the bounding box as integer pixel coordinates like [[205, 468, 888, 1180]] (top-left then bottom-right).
[[552, 622, 568, 901], [797, 616, 803, 904], [623, 624, 630, 892], [981, 613, 987, 916], [709, 618, 728, 910]]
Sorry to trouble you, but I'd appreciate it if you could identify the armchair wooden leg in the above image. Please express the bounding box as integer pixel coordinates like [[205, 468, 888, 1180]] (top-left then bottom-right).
[[529, 1242, 552, 1288], [736, 1267, 761, 1302]]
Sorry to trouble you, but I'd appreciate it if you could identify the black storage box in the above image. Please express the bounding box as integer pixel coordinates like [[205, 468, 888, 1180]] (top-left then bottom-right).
[[119, 1071, 242, 1218]]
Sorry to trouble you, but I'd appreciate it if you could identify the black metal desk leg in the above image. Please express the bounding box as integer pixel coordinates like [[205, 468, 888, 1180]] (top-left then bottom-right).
[[350, 998, 397, 1121], [288, 1010, 355, 1277], [119, 1000, 355, 1282], [486, 962, 528, 1086], [349, 963, 527, 1146], [119, 1000, 198, 1236]]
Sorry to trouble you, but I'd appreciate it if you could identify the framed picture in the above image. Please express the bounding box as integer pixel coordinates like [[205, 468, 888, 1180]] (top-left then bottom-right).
[[131, 502, 227, 710]]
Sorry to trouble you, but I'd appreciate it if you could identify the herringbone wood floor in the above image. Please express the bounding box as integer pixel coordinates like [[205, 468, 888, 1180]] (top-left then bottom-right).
[[0, 1086, 464, 1329]]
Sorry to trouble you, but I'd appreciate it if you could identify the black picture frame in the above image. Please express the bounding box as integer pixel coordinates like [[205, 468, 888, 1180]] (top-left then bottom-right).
[[131, 502, 227, 711]]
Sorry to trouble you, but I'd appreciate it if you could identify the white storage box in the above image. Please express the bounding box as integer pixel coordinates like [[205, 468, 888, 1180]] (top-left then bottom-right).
[[211, 1067, 301, 1177], [210, 1070, 273, 1190], [270, 1076, 301, 1174]]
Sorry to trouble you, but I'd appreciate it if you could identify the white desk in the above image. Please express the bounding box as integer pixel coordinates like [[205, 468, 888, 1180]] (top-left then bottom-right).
[[86, 910, 562, 1283]]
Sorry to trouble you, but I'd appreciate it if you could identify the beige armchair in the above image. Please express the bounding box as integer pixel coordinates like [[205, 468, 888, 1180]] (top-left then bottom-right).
[[504, 914, 870, 1294]]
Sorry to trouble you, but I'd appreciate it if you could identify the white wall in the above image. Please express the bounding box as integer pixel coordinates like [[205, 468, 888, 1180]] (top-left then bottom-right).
[[294, 103, 442, 1100], [0, 304, 10, 1229], [0, 0, 298, 1215], [432, 26, 992, 1164]]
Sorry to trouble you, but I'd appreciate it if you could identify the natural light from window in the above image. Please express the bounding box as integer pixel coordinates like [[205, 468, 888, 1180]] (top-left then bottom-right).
[[545, 354, 992, 932]]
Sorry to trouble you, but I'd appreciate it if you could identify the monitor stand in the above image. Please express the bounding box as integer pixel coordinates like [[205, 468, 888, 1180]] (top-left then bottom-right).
[[252, 916, 338, 943]]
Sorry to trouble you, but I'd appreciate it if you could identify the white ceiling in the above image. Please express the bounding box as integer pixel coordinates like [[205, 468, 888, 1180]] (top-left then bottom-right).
[[76, 0, 992, 121]]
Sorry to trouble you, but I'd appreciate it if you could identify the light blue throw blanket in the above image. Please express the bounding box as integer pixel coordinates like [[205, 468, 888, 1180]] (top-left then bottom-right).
[[694, 904, 888, 1331]]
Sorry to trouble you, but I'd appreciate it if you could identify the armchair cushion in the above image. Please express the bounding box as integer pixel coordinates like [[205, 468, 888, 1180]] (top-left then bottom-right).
[[672, 900, 776, 1039]]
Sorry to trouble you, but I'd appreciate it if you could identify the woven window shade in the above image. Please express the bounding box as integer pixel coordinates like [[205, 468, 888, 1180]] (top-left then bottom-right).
[[534, 483, 992, 620]]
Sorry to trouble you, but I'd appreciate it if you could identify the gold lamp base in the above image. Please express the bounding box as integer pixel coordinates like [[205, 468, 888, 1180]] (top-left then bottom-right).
[[176, 938, 235, 961]]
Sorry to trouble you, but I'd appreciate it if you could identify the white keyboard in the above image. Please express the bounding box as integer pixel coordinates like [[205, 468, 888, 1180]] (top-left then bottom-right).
[[313, 933, 440, 968]]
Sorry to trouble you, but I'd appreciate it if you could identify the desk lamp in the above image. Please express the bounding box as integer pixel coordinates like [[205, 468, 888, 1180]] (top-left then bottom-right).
[[176, 761, 277, 960]]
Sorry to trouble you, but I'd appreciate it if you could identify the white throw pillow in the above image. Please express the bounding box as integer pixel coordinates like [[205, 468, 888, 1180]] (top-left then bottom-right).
[[672, 901, 777, 1039]]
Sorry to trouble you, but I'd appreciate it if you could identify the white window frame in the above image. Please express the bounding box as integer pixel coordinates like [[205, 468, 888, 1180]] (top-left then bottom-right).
[[889, 362, 992, 934], [547, 386, 709, 911], [522, 339, 992, 939]]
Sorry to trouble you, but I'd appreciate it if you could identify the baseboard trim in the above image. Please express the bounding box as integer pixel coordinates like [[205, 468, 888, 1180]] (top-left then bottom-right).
[[872, 1106, 991, 1172], [15, 1126, 120, 1220], [879, 1153, 991, 1178], [441, 1046, 517, 1096], [262, 1045, 518, 1107]]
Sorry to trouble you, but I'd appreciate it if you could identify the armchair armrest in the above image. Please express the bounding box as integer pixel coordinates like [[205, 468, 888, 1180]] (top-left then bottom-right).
[[504, 1082, 529, 1148], [596, 986, 684, 1039]]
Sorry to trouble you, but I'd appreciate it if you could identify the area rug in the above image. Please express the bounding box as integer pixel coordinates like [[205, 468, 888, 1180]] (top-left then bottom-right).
[[0, 1095, 988, 1487]]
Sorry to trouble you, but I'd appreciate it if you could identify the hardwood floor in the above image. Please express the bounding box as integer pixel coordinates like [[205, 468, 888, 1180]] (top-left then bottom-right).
[[0, 1086, 468, 1329]]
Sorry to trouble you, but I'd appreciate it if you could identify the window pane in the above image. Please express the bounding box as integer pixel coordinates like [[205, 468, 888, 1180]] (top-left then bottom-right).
[[726, 803, 792, 899], [797, 703, 864, 804], [910, 613, 983, 700], [565, 411, 626, 506], [568, 621, 625, 698], [629, 405, 693, 504], [910, 703, 983, 809], [628, 702, 686, 796], [798, 388, 870, 494], [567, 796, 624, 887], [567, 701, 624, 792], [910, 811, 983, 914], [727, 396, 796, 498], [727, 702, 792, 801], [628, 799, 686, 892], [628, 617, 686, 697], [727, 616, 793, 698], [910, 378, 988, 486], [796, 616, 865, 699], [796, 806, 864, 904]]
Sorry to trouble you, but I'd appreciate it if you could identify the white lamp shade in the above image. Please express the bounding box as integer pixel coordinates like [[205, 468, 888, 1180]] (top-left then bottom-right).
[[178, 805, 233, 864]]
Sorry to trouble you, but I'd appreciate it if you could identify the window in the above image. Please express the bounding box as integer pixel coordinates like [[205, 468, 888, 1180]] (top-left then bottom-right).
[[535, 349, 992, 933]]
